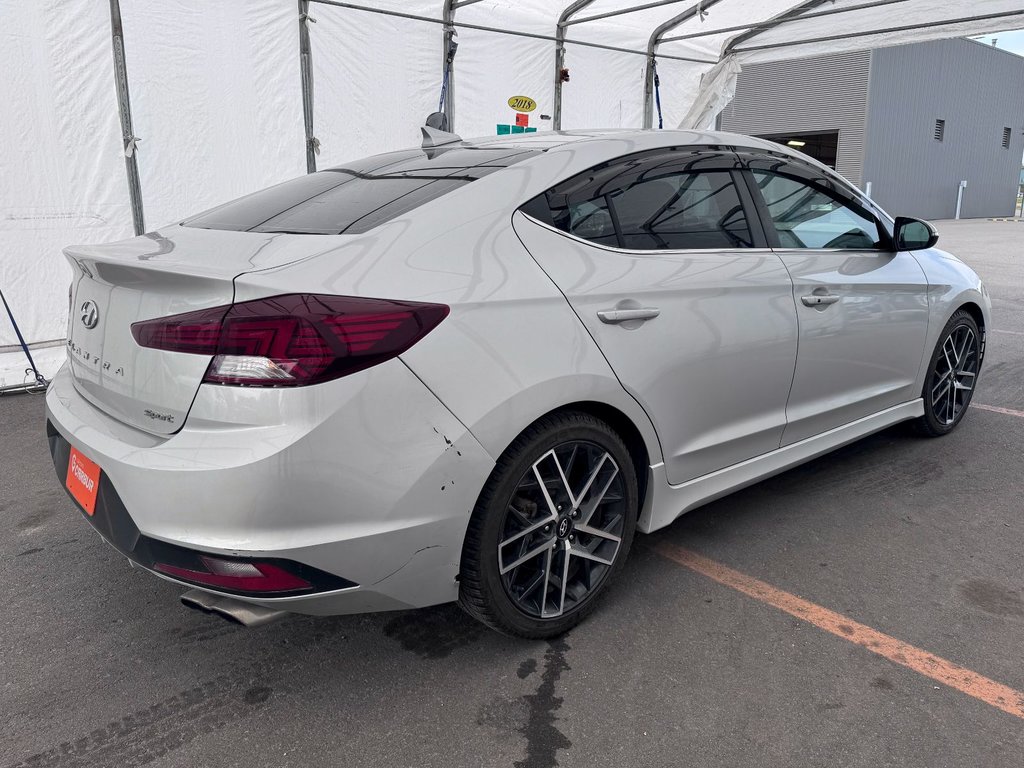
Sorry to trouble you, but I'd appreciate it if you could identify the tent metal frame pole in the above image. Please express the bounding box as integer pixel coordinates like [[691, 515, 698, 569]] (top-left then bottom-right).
[[298, 0, 317, 173], [721, 0, 831, 56], [441, 1, 456, 132], [441, 0, 485, 132], [308, 1, 714, 64], [731, 8, 1024, 54], [643, 0, 727, 130], [553, 1, 598, 131], [662, 0, 912, 44], [564, 0, 690, 27], [108, 0, 145, 235]]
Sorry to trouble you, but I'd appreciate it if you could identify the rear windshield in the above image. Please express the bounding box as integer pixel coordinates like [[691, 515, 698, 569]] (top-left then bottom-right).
[[183, 147, 537, 235]]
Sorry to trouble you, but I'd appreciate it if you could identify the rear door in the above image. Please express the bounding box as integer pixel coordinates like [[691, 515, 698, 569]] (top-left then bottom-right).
[[514, 148, 799, 485], [741, 153, 930, 444]]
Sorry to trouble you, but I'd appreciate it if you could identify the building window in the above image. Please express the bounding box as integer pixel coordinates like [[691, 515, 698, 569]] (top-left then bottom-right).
[[1002, 127, 1012, 149], [934, 119, 945, 142]]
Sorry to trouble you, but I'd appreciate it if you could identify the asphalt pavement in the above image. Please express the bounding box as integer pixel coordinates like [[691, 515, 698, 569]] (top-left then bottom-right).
[[1, 218, 1022, 768]]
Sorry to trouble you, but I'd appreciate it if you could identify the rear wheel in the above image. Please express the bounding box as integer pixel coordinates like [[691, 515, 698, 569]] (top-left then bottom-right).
[[914, 310, 981, 437], [459, 412, 638, 638]]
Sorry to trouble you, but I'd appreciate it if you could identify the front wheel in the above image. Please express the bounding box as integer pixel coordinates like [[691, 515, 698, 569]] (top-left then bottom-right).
[[914, 309, 982, 437], [459, 412, 638, 638]]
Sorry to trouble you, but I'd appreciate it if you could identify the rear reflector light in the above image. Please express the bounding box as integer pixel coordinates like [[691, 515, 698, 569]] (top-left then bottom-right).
[[154, 556, 312, 593], [131, 294, 449, 386]]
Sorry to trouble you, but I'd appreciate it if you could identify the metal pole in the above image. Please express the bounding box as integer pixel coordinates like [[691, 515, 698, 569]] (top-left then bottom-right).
[[309, 1, 715, 64], [564, 0, 689, 27], [720, 0, 831, 57], [661, 0, 911, 44], [553, 1, 598, 131], [643, 0, 727, 130], [441, 1, 456, 132], [298, 0, 317, 173], [955, 180, 967, 220], [731, 9, 1024, 54], [108, 0, 144, 235]]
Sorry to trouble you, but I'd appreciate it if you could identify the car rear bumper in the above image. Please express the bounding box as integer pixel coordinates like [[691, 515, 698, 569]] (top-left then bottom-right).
[[45, 360, 495, 615]]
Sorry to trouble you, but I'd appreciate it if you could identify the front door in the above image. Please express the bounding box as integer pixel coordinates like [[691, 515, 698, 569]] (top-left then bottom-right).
[[743, 154, 930, 445], [514, 148, 799, 485]]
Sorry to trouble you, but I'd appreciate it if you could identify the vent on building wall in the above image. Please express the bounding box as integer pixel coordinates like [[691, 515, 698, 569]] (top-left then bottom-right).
[[1002, 127, 1011, 149], [934, 119, 945, 142]]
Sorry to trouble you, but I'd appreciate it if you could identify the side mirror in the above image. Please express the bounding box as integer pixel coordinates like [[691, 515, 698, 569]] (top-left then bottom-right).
[[893, 217, 938, 251]]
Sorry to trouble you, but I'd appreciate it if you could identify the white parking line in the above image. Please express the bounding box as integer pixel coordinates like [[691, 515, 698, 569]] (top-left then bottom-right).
[[991, 329, 1024, 336]]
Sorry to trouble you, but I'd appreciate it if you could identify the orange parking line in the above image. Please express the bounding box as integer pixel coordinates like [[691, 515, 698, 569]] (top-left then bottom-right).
[[653, 542, 1024, 721], [974, 403, 1024, 419]]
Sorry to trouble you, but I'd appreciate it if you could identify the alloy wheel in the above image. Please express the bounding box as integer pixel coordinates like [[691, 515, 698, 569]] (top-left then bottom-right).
[[497, 441, 626, 619], [930, 324, 979, 426]]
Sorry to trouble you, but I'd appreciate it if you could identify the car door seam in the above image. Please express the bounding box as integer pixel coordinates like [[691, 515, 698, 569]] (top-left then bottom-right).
[[510, 212, 669, 467]]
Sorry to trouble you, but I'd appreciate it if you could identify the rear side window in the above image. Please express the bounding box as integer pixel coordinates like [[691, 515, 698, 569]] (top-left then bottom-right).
[[184, 148, 536, 235], [521, 149, 753, 250]]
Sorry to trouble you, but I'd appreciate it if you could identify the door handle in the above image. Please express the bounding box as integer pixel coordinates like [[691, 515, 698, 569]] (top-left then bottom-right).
[[597, 307, 660, 324], [801, 294, 841, 307]]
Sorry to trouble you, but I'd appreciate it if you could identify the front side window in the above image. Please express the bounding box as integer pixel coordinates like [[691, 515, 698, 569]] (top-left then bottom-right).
[[750, 165, 885, 250], [523, 150, 754, 250]]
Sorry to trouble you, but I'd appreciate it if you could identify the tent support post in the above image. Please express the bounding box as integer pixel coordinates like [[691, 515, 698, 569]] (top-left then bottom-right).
[[441, 1, 456, 132], [298, 0, 317, 173], [553, 1, 597, 131], [108, 0, 144, 235], [643, 0, 726, 130], [439, 1, 485, 132]]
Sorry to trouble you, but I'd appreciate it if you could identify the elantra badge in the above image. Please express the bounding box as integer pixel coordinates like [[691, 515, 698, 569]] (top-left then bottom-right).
[[80, 300, 100, 329]]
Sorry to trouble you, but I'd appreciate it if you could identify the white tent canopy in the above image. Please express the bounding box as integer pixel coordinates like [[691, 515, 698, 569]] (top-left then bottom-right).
[[1, 0, 1021, 382]]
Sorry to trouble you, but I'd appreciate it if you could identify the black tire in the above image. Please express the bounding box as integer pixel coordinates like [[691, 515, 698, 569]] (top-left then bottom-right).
[[914, 309, 982, 437], [458, 411, 638, 638]]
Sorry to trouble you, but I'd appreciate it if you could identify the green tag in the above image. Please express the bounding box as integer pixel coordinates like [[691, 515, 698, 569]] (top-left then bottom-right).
[[496, 124, 511, 135], [511, 125, 526, 134], [525, 127, 537, 133]]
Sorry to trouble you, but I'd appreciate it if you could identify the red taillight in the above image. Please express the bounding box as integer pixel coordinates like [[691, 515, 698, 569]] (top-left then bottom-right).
[[131, 294, 449, 386], [154, 556, 312, 593]]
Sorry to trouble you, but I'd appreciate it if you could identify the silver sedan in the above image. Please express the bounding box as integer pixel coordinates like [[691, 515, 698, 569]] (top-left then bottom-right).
[[47, 129, 990, 638]]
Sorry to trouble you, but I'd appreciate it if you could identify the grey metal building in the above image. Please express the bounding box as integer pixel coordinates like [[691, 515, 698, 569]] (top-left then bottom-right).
[[719, 38, 1024, 220]]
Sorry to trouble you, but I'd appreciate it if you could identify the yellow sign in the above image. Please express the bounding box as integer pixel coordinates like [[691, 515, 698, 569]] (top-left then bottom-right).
[[507, 96, 537, 113]]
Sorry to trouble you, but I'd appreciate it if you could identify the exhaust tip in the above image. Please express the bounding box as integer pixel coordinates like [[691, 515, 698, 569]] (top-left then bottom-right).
[[181, 589, 288, 628]]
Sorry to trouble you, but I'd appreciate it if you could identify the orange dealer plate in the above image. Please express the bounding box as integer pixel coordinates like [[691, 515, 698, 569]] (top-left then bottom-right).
[[66, 447, 101, 516]]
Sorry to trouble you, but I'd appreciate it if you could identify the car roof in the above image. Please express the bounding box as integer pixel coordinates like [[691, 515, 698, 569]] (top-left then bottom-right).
[[459, 129, 793, 156]]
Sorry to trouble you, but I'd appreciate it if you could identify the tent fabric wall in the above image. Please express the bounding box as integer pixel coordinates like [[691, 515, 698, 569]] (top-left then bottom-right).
[[2, 0, 1022, 386], [310, 7, 439, 165], [118, 1, 306, 230], [0, 1, 132, 351]]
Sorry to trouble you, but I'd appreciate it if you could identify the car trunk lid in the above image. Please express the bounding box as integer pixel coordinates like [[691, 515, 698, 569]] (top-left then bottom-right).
[[64, 226, 346, 435]]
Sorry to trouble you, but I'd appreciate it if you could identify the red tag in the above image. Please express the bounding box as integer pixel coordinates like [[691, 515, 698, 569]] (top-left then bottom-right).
[[66, 447, 101, 516], [515, 112, 529, 127]]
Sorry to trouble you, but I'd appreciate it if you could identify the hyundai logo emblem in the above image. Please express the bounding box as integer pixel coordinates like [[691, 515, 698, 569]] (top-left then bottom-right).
[[80, 300, 100, 330], [557, 518, 571, 539]]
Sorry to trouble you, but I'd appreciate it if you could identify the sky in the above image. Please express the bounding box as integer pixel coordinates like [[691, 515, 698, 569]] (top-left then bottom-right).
[[972, 29, 1024, 57]]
